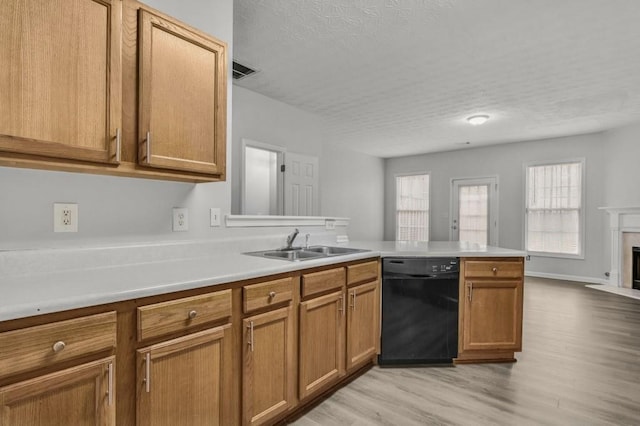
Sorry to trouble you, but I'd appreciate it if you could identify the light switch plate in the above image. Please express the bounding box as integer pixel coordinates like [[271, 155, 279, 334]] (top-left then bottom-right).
[[210, 208, 221, 227]]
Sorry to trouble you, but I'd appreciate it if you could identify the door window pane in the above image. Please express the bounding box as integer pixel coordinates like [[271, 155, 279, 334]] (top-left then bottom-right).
[[458, 185, 488, 245]]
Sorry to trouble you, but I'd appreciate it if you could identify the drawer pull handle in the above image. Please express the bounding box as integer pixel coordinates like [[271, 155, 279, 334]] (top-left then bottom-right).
[[492, 267, 498, 273], [144, 352, 151, 393], [268, 291, 276, 299], [188, 310, 197, 319], [52, 341, 66, 353]]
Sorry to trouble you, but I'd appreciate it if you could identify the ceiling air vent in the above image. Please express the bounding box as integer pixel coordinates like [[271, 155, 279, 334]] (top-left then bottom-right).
[[232, 61, 257, 80]]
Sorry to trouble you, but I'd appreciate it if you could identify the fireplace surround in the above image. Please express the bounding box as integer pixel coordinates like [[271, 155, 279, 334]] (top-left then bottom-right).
[[601, 207, 640, 288]]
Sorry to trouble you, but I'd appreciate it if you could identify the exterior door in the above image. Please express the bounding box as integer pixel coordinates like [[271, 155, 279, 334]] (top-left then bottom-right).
[[284, 152, 319, 216], [451, 177, 498, 245]]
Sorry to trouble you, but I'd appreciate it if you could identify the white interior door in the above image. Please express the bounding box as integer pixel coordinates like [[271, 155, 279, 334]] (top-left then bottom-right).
[[284, 152, 319, 216], [451, 177, 498, 246]]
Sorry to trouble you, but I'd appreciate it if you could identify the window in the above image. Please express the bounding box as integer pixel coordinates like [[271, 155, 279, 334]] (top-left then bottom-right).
[[396, 174, 429, 241], [525, 160, 583, 256]]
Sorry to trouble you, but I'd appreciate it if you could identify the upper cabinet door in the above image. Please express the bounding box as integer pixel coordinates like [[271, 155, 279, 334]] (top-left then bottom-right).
[[0, 0, 122, 164], [137, 9, 227, 177]]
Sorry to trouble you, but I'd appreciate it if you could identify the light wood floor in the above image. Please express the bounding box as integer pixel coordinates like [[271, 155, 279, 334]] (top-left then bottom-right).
[[292, 278, 640, 425]]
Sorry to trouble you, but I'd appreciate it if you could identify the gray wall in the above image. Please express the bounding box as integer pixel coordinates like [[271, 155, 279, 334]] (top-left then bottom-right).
[[232, 86, 385, 241], [385, 133, 608, 281], [0, 0, 233, 250]]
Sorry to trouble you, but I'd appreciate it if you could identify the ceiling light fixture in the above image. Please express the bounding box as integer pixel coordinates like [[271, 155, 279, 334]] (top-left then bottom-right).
[[467, 114, 490, 126]]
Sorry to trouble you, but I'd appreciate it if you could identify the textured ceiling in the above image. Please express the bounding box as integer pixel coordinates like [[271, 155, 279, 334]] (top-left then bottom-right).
[[233, 0, 640, 158]]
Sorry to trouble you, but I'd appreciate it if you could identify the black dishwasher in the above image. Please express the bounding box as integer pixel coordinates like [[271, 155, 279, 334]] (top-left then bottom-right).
[[379, 257, 459, 365]]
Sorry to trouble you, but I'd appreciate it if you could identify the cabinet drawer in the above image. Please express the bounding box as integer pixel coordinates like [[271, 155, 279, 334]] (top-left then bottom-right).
[[0, 311, 116, 379], [464, 260, 523, 279], [138, 289, 231, 341], [346, 261, 378, 286], [302, 267, 345, 298], [243, 277, 294, 313]]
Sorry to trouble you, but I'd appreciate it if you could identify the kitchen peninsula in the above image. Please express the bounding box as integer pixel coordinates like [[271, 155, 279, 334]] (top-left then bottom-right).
[[0, 238, 524, 425]]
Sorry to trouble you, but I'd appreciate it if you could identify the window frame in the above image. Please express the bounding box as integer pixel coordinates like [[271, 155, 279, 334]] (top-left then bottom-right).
[[523, 158, 586, 259], [394, 172, 431, 242]]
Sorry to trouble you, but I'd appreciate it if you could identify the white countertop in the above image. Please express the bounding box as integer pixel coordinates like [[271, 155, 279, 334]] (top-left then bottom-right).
[[0, 240, 525, 322]]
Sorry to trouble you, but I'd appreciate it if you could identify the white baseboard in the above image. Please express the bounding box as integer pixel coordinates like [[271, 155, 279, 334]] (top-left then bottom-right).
[[525, 271, 609, 285]]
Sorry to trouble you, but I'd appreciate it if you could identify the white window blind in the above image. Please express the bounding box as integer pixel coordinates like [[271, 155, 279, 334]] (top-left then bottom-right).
[[458, 185, 489, 245], [526, 161, 582, 255], [396, 174, 429, 241]]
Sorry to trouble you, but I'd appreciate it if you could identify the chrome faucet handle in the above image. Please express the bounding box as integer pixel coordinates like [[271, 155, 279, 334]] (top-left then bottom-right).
[[285, 228, 300, 249]]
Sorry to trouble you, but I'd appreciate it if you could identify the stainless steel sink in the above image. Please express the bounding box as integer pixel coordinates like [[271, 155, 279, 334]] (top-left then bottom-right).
[[304, 246, 368, 256], [244, 246, 370, 262], [261, 250, 324, 261]]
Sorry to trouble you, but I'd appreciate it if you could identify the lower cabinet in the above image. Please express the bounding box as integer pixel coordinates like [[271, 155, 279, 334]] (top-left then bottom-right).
[[136, 325, 232, 426], [0, 356, 116, 426], [298, 290, 345, 400], [242, 305, 295, 426], [457, 257, 524, 363], [346, 281, 379, 370]]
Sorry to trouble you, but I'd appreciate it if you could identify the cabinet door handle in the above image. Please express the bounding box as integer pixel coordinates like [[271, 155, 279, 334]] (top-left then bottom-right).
[[145, 131, 151, 163], [52, 341, 66, 353], [143, 352, 151, 393], [350, 290, 356, 310], [114, 128, 121, 163], [248, 321, 254, 352], [467, 282, 473, 302], [338, 293, 345, 317], [107, 362, 114, 406]]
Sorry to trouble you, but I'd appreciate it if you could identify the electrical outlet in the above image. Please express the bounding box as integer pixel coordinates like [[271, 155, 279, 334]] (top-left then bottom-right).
[[325, 219, 336, 230], [172, 208, 189, 232], [54, 203, 78, 232], [210, 208, 221, 227]]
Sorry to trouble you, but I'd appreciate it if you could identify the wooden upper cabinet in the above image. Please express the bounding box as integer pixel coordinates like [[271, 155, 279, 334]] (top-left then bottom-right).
[[0, 0, 122, 164], [137, 9, 227, 177]]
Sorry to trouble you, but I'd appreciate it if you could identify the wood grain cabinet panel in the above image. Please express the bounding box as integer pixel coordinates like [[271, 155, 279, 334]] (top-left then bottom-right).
[[137, 290, 231, 341], [301, 267, 345, 298], [136, 325, 232, 426], [346, 280, 379, 370], [0, 311, 116, 379], [137, 8, 226, 176], [243, 278, 294, 313], [457, 257, 524, 363], [461, 280, 523, 351], [0, 0, 122, 164], [242, 306, 295, 426], [346, 261, 378, 286], [0, 356, 115, 426], [299, 291, 345, 400]]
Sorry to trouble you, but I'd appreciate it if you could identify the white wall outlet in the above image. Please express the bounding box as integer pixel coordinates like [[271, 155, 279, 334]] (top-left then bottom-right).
[[54, 203, 78, 233], [325, 219, 336, 230], [210, 208, 221, 227], [172, 208, 189, 232]]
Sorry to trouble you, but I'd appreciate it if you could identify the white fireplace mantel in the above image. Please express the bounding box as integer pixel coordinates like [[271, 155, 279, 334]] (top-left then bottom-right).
[[600, 206, 640, 287]]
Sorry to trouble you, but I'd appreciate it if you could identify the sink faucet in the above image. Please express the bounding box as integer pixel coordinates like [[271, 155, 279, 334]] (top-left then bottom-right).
[[285, 228, 299, 249]]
